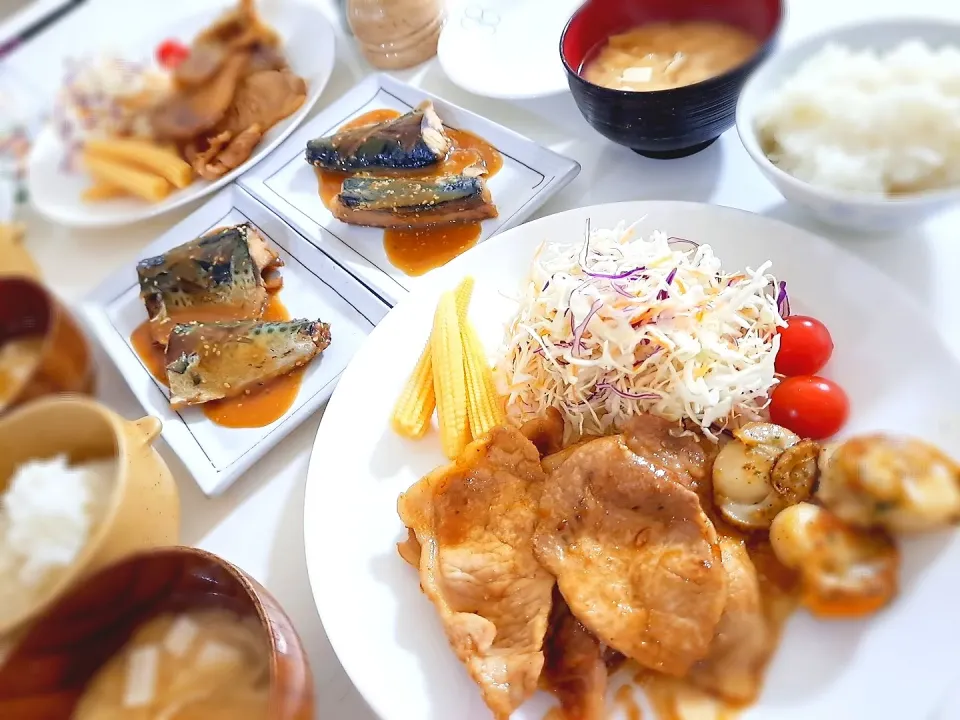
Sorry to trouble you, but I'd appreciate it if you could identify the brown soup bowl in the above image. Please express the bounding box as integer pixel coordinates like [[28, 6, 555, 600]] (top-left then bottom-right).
[[0, 277, 95, 413], [561, 0, 783, 158], [0, 547, 314, 720]]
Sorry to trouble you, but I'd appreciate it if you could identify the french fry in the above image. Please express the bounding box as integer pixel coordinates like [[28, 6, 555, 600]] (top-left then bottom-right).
[[462, 320, 504, 439], [81, 181, 129, 202], [432, 291, 470, 459], [83, 153, 172, 203], [84, 137, 194, 189]]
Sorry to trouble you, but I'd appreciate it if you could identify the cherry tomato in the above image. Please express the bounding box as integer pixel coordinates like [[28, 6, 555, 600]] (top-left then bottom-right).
[[769, 375, 849, 440], [157, 39, 190, 69], [776, 315, 834, 377]]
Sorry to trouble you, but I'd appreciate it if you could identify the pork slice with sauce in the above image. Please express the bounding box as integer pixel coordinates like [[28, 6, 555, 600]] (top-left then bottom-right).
[[185, 68, 307, 180], [621, 413, 718, 500], [397, 427, 555, 720], [542, 587, 617, 720], [687, 536, 774, 705], [534, 435, 727, 677]]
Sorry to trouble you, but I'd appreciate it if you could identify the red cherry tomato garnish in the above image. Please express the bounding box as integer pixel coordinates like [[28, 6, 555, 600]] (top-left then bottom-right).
[[157, 39, 190, 70], [775, 315, 834, 377], [769, 375, 849, 440]]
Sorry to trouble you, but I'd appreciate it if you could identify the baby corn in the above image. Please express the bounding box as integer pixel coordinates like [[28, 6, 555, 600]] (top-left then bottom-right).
[[391, 278, 474, 438], [462, 319, 504, 438], [391, 342, 435, 439], [454, 276, 474, 321], [432, 291, 470, 458]]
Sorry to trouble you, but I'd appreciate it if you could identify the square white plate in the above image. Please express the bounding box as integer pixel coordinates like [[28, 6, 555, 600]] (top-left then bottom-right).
[[84, 186, 389, 496], [239, 73, 581, 306]]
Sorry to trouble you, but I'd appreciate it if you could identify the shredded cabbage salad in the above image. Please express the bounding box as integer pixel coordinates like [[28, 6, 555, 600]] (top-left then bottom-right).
[[53, 55, 171, 168], [495, 222, 787, 441]]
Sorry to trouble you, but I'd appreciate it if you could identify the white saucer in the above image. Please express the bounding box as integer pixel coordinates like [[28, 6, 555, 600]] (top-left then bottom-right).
[[437, 0, 583, 100]]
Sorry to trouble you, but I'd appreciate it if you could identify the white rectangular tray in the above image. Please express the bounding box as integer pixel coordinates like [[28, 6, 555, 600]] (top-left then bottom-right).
[[83, 185, 390, 496], [239, 73, 580, 306]]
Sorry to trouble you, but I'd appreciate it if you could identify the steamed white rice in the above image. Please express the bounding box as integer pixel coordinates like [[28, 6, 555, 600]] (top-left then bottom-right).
[[756, 40, 960, 196], [0, 455, 114, 625]]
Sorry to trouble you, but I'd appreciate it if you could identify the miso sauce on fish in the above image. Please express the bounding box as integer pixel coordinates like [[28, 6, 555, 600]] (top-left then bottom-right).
[[130, 296, 306, 428], [306, 101, 451, 173], [310, 107, 503, 276], [164, 317, 331, 408], [136, 223, 283, 345]]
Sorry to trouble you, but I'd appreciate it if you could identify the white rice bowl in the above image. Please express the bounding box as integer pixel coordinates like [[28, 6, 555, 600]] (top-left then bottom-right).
[[0, 454, 115, 626], [755, 39, 960, 196]]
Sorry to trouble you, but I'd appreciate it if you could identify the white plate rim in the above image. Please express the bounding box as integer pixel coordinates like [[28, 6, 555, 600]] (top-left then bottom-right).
[[25, 0, 336, 229], [302, 199, 960, 720]]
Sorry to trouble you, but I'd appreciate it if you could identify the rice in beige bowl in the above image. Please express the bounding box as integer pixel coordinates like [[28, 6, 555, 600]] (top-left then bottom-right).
[[755, 40, 960, 196], [0, 455, 115, 627]]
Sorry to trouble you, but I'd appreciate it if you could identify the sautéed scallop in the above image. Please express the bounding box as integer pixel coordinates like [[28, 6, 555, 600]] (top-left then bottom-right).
[[581, 21, 761, 91]]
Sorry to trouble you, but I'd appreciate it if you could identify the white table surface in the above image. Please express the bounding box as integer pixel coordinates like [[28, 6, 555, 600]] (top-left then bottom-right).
[[3, 0, 960, 718]]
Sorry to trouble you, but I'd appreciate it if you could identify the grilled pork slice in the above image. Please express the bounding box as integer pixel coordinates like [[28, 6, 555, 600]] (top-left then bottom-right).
[[330, 174, 498, 229], [397, 427, 555, 720], [164, 317, 330, 408], [542, 589, 612, 720], [534, 436, 728, 677], [687, 537, 774, 705]]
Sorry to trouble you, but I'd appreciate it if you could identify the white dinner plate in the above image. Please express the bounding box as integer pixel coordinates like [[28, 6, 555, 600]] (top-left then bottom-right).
[[304, 201, 960, 720], [437, 0, 583, 99], [83, 185, 389, 496], [26, 0, 335, 229]]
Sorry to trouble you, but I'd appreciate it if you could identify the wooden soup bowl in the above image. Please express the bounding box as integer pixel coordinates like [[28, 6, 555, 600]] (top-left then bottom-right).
[[0, 277, 95, 413], [0, 547, 315, 720]]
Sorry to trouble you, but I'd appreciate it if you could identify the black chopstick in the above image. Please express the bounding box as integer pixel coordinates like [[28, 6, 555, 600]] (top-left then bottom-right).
[[0, 0, 89, 62]]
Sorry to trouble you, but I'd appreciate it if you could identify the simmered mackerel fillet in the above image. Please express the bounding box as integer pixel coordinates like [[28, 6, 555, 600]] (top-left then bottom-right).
[[397, 427, 554, 720], [164, 318, 330, 407], [330, 174, 497, 229], [306, 100, 451, 173], [136, 223, 283, 346], [534, 436, 727, 677], [688, 537, 773, 704]]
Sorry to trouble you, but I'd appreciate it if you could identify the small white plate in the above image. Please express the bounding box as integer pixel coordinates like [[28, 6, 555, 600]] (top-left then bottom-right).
[[27, 0, 335, 229], [239, 73, 580, 307], [437, 0, 582, 100], [304, 201, 960, 720], [83, 185, 389, 496]]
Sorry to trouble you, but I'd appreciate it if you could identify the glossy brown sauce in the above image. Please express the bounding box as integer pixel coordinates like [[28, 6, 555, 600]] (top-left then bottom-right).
[[130, 295, 302, 428], [316, 108, 503, 276], [632, 668, 746, 720], [615, 683, 644, 720], [581, 21, 760, 91], [383, 224, 483, 277]]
